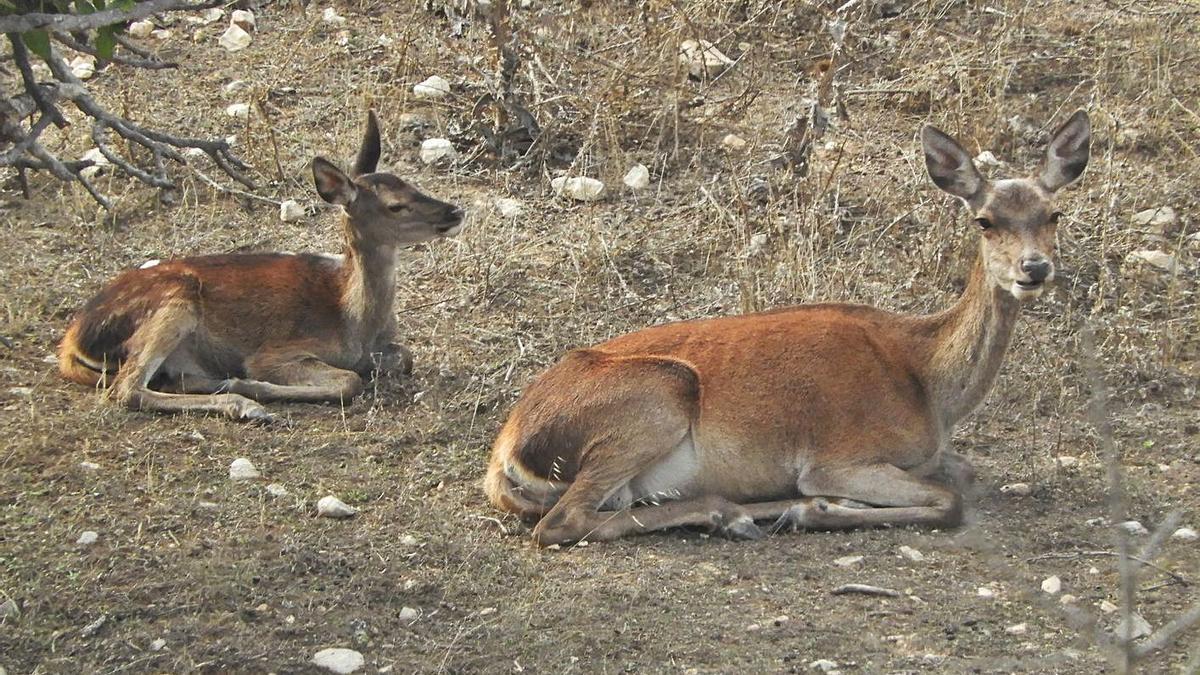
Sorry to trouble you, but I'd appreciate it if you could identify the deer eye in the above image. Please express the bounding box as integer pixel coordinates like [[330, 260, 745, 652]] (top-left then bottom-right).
[[974, 217, 993, 230], [388, 203, 410, 213], [1049, 211, 1063, 224]]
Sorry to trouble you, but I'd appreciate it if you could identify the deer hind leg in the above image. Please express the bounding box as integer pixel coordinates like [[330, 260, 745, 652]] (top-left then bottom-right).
[[224, 353, 363, 404], [112, 302, 271, 422], [771, 463, 964, 532]]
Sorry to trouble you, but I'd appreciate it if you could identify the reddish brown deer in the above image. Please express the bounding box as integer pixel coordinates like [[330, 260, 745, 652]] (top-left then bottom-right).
[[59, 111, 464, 421], [486, 110, 1090, 546]]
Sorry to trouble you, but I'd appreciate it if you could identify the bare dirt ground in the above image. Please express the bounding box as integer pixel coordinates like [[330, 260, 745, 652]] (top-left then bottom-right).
[[2, 1, 1199, 673]]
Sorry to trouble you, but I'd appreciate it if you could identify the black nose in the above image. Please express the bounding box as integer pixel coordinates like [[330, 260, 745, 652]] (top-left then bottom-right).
[[448, 206, 464, 222], [1021, 258, 1052, 283]]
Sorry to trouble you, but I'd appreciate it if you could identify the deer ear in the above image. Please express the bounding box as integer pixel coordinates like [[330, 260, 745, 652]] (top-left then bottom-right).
[[312, 157, 357, 206], [921, 124, 984, 201], [352, 110, 381, 177], [1039, 110, 1090, 191]]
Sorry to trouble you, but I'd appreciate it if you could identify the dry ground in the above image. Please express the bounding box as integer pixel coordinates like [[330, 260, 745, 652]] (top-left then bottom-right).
[[2, 1, 1199, 673]]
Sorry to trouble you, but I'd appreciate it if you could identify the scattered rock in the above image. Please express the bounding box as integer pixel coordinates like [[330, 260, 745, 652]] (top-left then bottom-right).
[[70, 55, 96, 80], [1000, 482, 1032, 496], [225, 103, 251, 119], [974, 150, 1003, 169], [223, 79, 249, 95], [399, 534, 419, 547], [419, 138, 457, 164], [1099, 600, 1119, 614], [229, 458, 260, 481], [808, 659, 838, 672], [745, 233, 768, 258], [494, 198, 524, 218], [623, 163, 650, 190], [79, 148, 111, 179], [322, 7, 347, 26], [0, 598, 19, 619], [773, 615, 790, 626], [976, 587, 995, 599], [266, 483, 289, 497], [218, 24, 253, 51], [679, 39, 734, 78], [1005, 622, 1028, 635], [833, 555, 863, 567], [79, 614, 107, 638], [1118, 520, 1149, 536], [1171, 527, 1198, 541], [317, 495, 357, 518], [230, 9, 255, 32], [279, 200, 305, 223], [1115, 612, 1152, 640], [1089, 567, 1100, 575], [1041, 576, 1062, 595], [1131, 206, 1176, 230], [1126, 250, 1177, 274], [150, 638, 167, 651], [478, 607, 497, 616], [745, 623, 761, 632], [311, 647, 364, 674], [722, 133, 747, 151], [1060, 594, 1077, 605], [551, 176, 606, 202], [1055, 455, 1078, 468], [831, 583, 899, 598], [898, 545, 925, 562], [1086, 517, 1108, 527], [197, 7, 224, 24], [80, 461, 101, 472], [8, 386, 32, 397], [150, 29, 172, 40], [128, 19, 155, 38], [77, 531, 99, 546], [399, 606, 419, 622], [413, 75, 451, 99]]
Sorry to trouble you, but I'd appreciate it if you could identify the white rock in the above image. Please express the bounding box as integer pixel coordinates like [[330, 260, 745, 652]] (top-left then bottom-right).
[[183, 147, 206, 159], [722, 133, 747, 151], [8, 386, 32, 397], [413, 75, 450, 98], [1171, 527, 1198, 541], [898, 545, 925, 562], [79, 148, 111, 179], [1055, 455, 1078, 468], [1099, 600, 1119, 614], [1115, 612, 1152, 640], [266, 483, 289, 497], [229, 458, 260, 481], [311, 647, 364, 674], [745, 232, 768, 257], [128, 19, 155, 38], [225, 103, 251, 119], [1127, 250, 1177, 273], [322, 7, 347, 25], [833, 555, 863, 567], [198, 8, 224, 24], [1041, 575, 1062, 594], [399, 534, 419, 547], [80, 461, 101, 471], [1089, 567, 1100, 575], [222, 79, 249, 95], [976, 587, 995, 598], [70, 55, 96, 80], [974, 150, 1003, 169], [0, 598, 19, 618], [399, 606, 419, 621], [218, 24, 253, 51], [150, 638, 167, 651], [1060, 594, 1077, 605], [1000, 482, 1032, 496], [230, 9, 255, 32], [623, 163, 650, 190], [494, 198, 524, 218], [1131, 206, 1176, 229], [1118, 520, 1149, 536], [77, 531, 99, 546], [150, 29, 173, 40], [419, 138, 457, 164], [317, 495, 357, 518], [551, 176, 605, 202], [808, 659, 838, 672], [279, 200, 305, 222], [478, 607, 497, 616], [1005, 623, 1028, 635], [376, 34, 395, 47], [679, 39, 734, 78]]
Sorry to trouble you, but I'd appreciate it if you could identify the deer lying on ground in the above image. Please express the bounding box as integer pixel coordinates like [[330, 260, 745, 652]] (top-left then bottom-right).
[[58, 111, 464, 422], [486, 110, 1090, 545]]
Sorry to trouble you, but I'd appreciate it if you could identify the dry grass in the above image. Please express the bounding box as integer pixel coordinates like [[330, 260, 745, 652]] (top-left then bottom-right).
[[1, 0, 1198, 672]]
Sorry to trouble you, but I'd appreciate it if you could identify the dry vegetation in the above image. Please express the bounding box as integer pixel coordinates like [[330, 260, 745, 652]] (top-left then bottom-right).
[[2, 0, 1199, 672]]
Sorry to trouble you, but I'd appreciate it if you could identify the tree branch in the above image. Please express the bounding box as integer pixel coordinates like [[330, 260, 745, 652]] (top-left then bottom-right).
[[0, 0, 221, 35], [52, 31, 177, 70]]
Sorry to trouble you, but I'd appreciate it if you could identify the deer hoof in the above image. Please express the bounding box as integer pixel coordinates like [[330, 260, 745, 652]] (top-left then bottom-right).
[[233, 400, 274, 424], [721, 514, 764, 541]]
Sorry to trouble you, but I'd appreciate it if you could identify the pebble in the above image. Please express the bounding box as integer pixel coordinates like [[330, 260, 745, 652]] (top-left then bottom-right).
[[150, 29, 172, 40], [1126, 250, 1177, 274], [745, 233, 768, 257], [79, 148, 111, 179], [722, 133, 747, 151], [1055, 455, 1078, 468], [128, 19, 155, 38], [77, 531, 99, 546], [69, 55, 96, 80], [198, 8, 224, 24], [413, 75, 451, 99], [150, 638, 167, 651], [0, 598, 18, 619], [808, 659, 838, 672], [399, 534, 419, 547], [1005, 623, 1028, 635], [218, 24, 252, 51], [419, 138, 457, 164], [222, 79, 249, 95], [266, 483, 289, 497], [974, 150, 1003, 168], [225, 103, 251, 119], [1131, 206, 1176, 230], [679, 39, 734, 78], [229, 458, 260, 481], [1099, 600, 1118, 613], [1041, 576, 1062, 594], [898, 545, 925, 562], [399, 606, 419, 622], [279, 200, 305, 222], [1118, 520, 1149, 536], [317, 495, 357, 518], [1171, 527, 1198, 541], [1059, 594, 1077, 605], [494, 198, 524, 218], [230, 9, 255, 32], [1116, 612, 1152, 640], [623, 163, 650, 190], [311, 647, 364, 674], [322, 7, 347, 26], [833, 555, 863, 567], [976, 587, 995, 599], [551, 176, 605, 202]]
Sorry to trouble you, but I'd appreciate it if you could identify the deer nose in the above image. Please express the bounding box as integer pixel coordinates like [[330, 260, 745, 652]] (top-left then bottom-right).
[[1020, 257, 1052, 283]]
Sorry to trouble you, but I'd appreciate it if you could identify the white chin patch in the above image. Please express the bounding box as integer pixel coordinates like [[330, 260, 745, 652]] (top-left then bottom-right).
[[1011, 282, 1044, 300]]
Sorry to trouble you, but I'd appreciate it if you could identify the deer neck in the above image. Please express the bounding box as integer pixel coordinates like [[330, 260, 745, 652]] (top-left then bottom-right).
[[339, 218, 397, 346], [922, 248, 1022, 428]]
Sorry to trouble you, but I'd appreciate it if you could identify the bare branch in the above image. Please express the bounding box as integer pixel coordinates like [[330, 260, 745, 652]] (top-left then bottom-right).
[[1134, 601, 1200, 658], [52, 31, 177, 70], [0, 0, 220, 35], [5, 32, 68, 128]]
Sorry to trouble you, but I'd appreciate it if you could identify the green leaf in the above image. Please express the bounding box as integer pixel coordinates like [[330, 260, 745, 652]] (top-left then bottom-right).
[[73, 0, 96, 14], [22, 30, 51, 61], [96, 24, 117, 58]]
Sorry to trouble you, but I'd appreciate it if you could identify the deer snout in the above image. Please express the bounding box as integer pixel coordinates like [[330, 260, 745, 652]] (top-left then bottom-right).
[[437, 206, 465, 235], [1019, 257, 1053, 284]]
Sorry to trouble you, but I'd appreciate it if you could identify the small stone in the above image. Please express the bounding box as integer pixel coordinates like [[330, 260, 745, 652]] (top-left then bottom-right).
[[494, 198, 524, 218], [79, 148, 111, 179], [974, 150, 1003, 169], [745, 623, 761, 632], [128, 19, 155, 38], [1089, 567, 1100, 575], [1131, 206, 1176, 230], [623, 163, 650, 190], [833, 555, 863, 567], [976, 587, 995, 598], [225, 103, 251, 119], [1115, 612, 1152, 640], [230, 9, 255, 32], [266, 483, 288, 497], [773, 615, 790, 625], [8, 387, 32, 397], [898, 545, 925, 562], [222, 79, 249, 95], [1086, 517, 1108, 527], [808, 659, 838, 672], [70, 55, 96, 80], [322, 7, 347, 25], [722, 133, 747, 151], [745, 233, 768, 257], [419, 138, 457, 164], [150, 638, 167, 651], [198, 8, 224, 24], [279, 200, 305, 222], [399, 534, 419, 547], [317, 495, 357, 518], [399, 606, 419, 622], [1127, 250, 1177, 273], [311, 647, 364, 674], [1099, 600, 1119, 613], [1000, 482, 1032, 496], [1118, 520, 1149, 536], [151, 29, 173, 40], [77, 531, 99, 546], [679, 39, 734, 78], [80, 461, 100, 471], [413, 75, 451, 99], [1005, 623, 1028, 635], [0, 598, 19, 619], [551, 176, 606, 202], [1055, 455, 1078, 468], [1060, 594, 1077, 605], [79, 614, 107, 637], [1041, 575, 1062, 594], [229, 458, 260, 481], [1171, 527, 1198, 541], [218, 24, 253, 51], [376, 34, 395, 47]]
